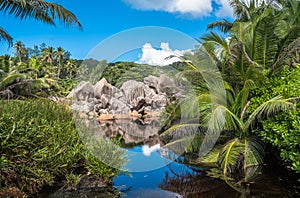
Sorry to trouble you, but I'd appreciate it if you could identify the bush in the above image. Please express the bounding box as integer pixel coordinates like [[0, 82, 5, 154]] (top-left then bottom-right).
[[0, 99, 126, 195], [251, 65, 300, 172]]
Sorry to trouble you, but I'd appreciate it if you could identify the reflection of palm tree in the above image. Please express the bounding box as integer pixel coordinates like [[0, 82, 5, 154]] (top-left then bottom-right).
[[159, 163, 238, 197], [0, 0, 82, 47]]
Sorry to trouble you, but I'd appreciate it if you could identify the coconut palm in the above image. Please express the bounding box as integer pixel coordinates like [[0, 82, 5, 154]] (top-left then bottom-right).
[[159, 53, 297, 181], [203, 0, 300, 92], [55, 46, 66, 78], [41, 46, 54, 66], [14, 41, 26, 63], [65, 59, 77, 79], [0, 0, 82, 47]]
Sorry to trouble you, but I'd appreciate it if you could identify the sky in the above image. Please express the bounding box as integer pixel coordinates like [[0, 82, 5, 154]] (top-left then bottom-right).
[[0, 0, 234, 64]]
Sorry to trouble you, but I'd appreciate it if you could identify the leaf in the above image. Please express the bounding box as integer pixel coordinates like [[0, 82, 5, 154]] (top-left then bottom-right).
[[219, 138, 244, 175], [198, 146, 222, 165], [245, 96, 295, 131]]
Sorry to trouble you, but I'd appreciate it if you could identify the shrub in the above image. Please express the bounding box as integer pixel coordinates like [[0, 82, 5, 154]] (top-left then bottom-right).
[[0, 99, 126, 195], [251, 65, 300, 172]]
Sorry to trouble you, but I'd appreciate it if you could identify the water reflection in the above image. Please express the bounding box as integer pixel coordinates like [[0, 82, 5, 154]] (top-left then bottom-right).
[[109, 120, 299, 198], [99, 119, 161, 145], [159, 162, 299, 198]]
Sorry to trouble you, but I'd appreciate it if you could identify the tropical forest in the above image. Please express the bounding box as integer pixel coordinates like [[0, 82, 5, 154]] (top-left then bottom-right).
[[0, 0, 299, 197]]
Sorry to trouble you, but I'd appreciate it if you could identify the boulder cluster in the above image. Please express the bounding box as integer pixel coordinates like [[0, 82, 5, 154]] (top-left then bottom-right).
[[67, 75, 183, 121]]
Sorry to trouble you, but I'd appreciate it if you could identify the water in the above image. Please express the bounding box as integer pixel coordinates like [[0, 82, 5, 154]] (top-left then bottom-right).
[[114, 145, 300, 198], [45, 118, 300, 197]]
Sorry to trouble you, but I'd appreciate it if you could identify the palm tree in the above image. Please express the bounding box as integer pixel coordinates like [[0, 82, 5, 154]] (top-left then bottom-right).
[[203, 0, 300, 92], [14, 41, 26, 63], [41, 46, 55, 66], [0, 0, 82, 47], [65, 59, 77, 79], [0, 59, 56, 98], [55, 46, 66, 79], [159, 54, 297, 180]]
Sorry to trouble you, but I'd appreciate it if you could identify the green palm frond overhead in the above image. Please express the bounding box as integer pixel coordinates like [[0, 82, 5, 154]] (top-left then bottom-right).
[[0, 26, 13, 47], [0, 0, 82, 46]]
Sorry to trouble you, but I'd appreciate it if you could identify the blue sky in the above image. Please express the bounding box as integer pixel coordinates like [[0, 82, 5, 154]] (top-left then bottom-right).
[[0, 0, 233, 61]]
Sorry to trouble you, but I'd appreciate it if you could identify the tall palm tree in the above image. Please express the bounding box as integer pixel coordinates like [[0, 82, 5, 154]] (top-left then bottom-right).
[[159, 51, 298, 180], [13, 41, 26, 63], [0, 0, 82, 47], [55, 46, 66, 79], [65, 59, 77, 79], [203, 0, 300, 91], [41, 46, 54, 66]]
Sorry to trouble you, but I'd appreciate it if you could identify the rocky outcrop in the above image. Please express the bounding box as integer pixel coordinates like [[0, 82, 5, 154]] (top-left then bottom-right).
[[69, 75, 182, 120], [67, 81, 94, 101]]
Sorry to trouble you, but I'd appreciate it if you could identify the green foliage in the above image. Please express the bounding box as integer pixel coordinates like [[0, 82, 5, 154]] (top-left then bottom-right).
[[99, 62, 160, 87], [0, 99, 126, 195], [0, 0, 82, 47], [252, 65, 300, 172], [0, 43, 82, 98]]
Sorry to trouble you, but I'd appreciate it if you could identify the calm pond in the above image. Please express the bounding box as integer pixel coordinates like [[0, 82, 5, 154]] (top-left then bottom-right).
[[114, 145, 299, 198], [48, 120, 299, 197]]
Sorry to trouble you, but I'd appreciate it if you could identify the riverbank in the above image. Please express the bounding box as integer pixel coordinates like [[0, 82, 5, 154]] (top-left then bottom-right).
[[0, 99, 126, 197]]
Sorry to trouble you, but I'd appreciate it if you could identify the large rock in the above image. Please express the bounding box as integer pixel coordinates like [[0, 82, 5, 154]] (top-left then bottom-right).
[[158, 74, 177, 96], [94, 78, 117, 99], [67, 81, 94, 101], [144, 75, 160, 93], [72, 101, 95, 113], [120, 80, 146, 109], [109, 97, 131, 114]]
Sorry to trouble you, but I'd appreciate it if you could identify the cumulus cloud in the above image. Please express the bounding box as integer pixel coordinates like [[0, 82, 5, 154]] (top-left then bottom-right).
[[123, 0, 233, 18], [142, 144, 161, 156], [215, 0, 233, 17], [137, 42, 191, 66]]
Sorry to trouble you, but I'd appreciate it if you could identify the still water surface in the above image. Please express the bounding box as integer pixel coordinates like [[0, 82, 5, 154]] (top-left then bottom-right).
[[114, 145, 299, 198]]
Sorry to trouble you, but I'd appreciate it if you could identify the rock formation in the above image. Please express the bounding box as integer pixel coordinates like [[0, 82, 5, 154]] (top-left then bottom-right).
[[68, 75, 184, 144], [68, 75, 182, 120]]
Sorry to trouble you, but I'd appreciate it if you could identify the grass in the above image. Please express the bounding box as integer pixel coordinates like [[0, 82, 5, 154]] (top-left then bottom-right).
[[0, 98, 127, 196]]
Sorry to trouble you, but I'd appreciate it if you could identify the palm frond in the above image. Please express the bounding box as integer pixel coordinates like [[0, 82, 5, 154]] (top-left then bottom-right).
[[243, 138, 264, 171], [162, 136, 199, 156], [233, 79, 256, 118], [197, 146, 221, 165], [219, 138, 244, 175], [0, 0, 82, 29], [201, 32, 231, 55], [245, 96, 295, 131], [273, 26, 300, 70], [230, 0, 251, 20], [205, 104, 243, 133], [159, 124, 202, 138], [0, 26, 13, 47], [254, 14, 279, 68], [0, 73, 26, 89], [207, 19, 233, 33]]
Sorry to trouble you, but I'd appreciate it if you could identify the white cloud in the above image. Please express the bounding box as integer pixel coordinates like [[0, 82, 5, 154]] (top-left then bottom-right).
[[123, 0, 233, 18], [215, 0, 233, 18], [137, 42, 191, 66], [142, 144, 161, 156]]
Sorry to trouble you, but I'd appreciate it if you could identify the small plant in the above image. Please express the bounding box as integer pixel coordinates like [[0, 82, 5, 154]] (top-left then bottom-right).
[[65, 173, 82, 188]]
